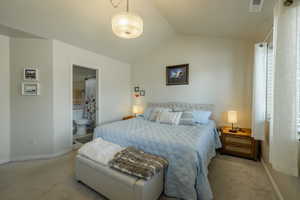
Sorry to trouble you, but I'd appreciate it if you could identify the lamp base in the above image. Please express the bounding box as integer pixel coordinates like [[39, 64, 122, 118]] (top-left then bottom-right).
[[229, 129, 237, 133]]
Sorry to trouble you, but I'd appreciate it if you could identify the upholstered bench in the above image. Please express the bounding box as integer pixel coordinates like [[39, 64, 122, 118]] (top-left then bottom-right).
[[75, 155, 164, 200]]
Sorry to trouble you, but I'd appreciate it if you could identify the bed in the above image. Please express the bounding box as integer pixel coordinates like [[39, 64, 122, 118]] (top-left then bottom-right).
[[94, 102, 221, 200]]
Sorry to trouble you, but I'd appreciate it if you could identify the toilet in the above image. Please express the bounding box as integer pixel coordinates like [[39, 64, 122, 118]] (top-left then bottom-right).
[[73, 109, 91, 136]]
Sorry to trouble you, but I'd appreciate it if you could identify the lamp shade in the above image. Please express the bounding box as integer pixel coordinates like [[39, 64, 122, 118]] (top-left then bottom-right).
[[228, 111, 238, 124], [132, 105, 142, 115], [112, 12, 143, 39]]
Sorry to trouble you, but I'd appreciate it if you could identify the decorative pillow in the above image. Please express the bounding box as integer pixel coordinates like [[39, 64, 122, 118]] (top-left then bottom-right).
[[192, 110, 212, 124], [143, 107, 153, 120], [173, 112, 183, 125], [149, 107, 172, 121], [179, 111, 195, 125], [156, 110, 183, 125]]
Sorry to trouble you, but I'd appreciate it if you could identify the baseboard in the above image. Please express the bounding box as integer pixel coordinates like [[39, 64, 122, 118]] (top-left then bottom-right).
[[261, 158, 284, 200], [0, 159, 10, 165], [11, 148, 72, 162]]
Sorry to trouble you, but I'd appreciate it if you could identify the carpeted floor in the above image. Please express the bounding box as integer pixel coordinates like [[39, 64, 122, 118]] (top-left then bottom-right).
[[0, 151, 277, 200]]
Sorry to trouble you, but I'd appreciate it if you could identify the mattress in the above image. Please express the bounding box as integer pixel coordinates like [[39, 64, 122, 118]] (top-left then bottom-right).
[[94, 118, 221, 200]]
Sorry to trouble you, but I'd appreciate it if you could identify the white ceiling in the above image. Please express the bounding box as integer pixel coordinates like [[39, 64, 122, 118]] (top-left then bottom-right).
[[0, 0, 275, 63], [154, 0, 275, 40], [0, 0, 174, 63]]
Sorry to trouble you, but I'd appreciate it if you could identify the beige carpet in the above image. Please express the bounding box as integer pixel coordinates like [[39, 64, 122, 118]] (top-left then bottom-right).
[[0, 151, 277, 200]]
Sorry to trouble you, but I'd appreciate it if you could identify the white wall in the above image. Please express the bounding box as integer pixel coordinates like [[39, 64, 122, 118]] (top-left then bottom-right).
[[8, 39, 131, 160], [132, 35, 253, 128], [10, 38, 54, 160], [0, 35, 10, 164], [52, 40, 131, 153]]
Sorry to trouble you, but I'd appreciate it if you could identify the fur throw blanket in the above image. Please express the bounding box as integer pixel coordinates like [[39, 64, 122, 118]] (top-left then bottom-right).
[[109, 147, 168, 180]]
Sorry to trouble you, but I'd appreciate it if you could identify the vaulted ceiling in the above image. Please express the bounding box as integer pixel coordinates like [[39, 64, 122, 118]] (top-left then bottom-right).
[[0, 0, 275, 63], [154, 0, 275, 40]]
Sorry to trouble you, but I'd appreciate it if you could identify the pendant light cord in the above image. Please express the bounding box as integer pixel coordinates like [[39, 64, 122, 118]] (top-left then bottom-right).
[[126, 0, 129, 12]]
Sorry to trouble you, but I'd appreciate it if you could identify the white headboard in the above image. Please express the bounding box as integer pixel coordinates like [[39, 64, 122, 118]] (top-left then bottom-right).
[[147, 102, 214, 112]]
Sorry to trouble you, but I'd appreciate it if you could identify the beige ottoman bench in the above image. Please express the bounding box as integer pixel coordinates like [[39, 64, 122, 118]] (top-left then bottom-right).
[[75, 155, 164, 200]]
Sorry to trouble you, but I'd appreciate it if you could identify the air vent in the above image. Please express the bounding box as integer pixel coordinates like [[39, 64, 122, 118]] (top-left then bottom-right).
[[249, 0, 264, 12]]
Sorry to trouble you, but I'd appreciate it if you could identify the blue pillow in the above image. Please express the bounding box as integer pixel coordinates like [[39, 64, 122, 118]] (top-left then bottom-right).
[[192, 110, 212, 124], [143, 107, 153, 120]]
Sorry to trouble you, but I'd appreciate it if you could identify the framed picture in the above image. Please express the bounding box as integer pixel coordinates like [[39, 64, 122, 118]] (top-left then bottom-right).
[[166, 64, 189, 85], [140, 90, 145, 96], [134, 86, 140, 92], [22, 82, 40, 96], [24, 68, 39, 81]]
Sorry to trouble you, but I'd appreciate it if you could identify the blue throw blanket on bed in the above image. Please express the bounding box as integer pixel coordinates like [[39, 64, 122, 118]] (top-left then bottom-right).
[[94, 118, 221, 200]]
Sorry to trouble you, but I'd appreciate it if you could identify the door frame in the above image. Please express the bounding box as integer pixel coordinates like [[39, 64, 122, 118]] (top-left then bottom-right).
[[70, 64, 101, 137]]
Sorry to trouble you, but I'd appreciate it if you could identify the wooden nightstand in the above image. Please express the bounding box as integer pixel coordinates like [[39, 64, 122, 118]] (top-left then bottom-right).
[[122, 115, 136, 120], [220, 127, 259, 161]]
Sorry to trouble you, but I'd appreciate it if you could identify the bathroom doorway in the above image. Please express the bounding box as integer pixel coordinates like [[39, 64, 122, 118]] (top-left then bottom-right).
[[72, 65, 98, 147]]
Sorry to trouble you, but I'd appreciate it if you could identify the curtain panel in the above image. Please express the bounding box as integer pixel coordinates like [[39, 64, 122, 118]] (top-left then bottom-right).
[[252, 43, 267, 141], [270, 0, 299, 177]]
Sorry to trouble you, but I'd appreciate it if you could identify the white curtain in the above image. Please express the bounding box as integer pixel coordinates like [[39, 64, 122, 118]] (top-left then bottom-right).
[[85, 78, 97, 100], [269, 1, 299, 177], [84, 78, 97, 121], [252, 43, 267, 140]]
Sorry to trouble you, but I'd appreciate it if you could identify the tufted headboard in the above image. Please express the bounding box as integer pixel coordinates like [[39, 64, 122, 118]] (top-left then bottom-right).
[[147, 102, 214, 113]]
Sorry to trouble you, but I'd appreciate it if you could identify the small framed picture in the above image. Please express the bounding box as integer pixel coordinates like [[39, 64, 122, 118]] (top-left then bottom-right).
[[134, 86, 140, 92], [22, 82, 40, 96], [140, 90, 145, 96], [24, 68, 39, 81]]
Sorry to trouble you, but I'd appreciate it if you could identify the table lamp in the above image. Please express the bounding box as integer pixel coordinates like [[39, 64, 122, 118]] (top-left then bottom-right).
[[132, 105, 142, 117], [228, 110, 238, 133]]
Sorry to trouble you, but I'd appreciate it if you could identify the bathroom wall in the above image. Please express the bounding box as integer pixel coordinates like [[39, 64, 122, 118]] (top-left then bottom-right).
[[0, 35, 10, 164], [73, 66, 96, 108]]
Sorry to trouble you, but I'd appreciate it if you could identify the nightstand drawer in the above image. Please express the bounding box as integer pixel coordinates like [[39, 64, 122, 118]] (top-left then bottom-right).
[[224, 145, 252, 155], [224, 136, 252, 146], [220, 127, 259, 160]]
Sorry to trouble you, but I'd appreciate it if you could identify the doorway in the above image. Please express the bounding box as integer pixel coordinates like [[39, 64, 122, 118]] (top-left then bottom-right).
[[72, 65, 98, 147]]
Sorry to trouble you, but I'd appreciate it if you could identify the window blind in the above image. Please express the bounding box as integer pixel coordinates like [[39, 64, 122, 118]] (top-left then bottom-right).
[[266, 45, 273, 121]]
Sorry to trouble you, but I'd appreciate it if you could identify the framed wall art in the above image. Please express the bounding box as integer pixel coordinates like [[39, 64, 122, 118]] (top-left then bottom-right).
[[134, 86, 140, 92], [24, 68, 39, 81], [140, 90, 145, 96], [22, 82, 40, 96], [166, 64, 189, 86]]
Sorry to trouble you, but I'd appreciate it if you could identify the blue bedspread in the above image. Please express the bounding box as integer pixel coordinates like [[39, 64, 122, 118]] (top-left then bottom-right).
[[94, 118, 221, 200]]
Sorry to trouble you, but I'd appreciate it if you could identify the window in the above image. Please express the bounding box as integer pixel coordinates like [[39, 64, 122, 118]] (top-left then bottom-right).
[[266, 43, 274, 121]]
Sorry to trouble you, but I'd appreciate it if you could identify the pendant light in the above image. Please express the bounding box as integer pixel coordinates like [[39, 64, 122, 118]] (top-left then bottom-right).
[[111, 0, 143, 39]]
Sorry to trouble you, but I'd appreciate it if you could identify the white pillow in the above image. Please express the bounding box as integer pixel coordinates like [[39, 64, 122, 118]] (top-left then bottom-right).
[[179, 111, 194, 125], [148, 107, 171, 121], [156, 110, 183, 125]]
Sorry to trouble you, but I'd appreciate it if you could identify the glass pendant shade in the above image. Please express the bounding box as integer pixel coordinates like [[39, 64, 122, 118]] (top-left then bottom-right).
[[112, 12, 143, 39]]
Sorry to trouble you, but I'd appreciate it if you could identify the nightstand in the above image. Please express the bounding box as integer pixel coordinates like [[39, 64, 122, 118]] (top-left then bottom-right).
[[220, 127, 259, 161], [122, 115, 136, 120]]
